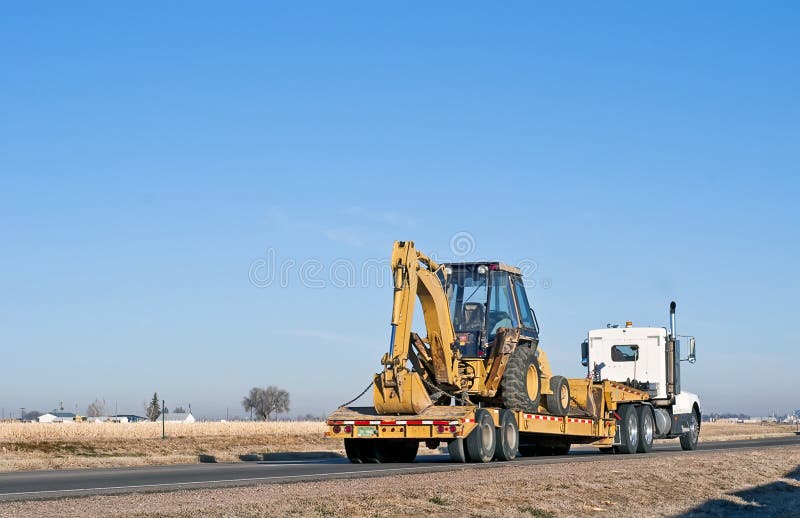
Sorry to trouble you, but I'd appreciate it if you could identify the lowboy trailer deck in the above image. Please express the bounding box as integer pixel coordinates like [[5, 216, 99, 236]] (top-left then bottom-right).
[[327, 379, 655, 462]]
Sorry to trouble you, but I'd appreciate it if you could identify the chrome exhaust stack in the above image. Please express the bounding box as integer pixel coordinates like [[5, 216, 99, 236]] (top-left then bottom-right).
[[670, 301, 677, 340]]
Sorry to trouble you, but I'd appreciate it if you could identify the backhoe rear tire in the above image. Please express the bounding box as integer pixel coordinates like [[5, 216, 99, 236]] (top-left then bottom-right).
[[500, 346, 542, 412], [465, 409, 496, 463]]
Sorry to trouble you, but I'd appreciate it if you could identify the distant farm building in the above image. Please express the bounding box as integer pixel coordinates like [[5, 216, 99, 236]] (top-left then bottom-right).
[[166, 412, 196, 423], [38, 412, 77, 423]]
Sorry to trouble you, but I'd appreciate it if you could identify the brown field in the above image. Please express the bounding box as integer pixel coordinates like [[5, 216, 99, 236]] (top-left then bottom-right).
[[0, 420, 796, 473], [1, 445, 798, 517]]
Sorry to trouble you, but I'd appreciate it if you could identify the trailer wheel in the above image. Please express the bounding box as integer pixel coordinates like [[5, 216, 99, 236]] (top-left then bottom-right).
[[465, 409, 496, 463], [500, 346, 542, 412], [344, 439, 380, 463], [636, 406, 655, 453], [546, 376, 571, 416], [615, 404, 639, 454], [376, 439, 419, 462], [680, 408, 700, 451], [517, 441, 537, 457], [344, 439, 363, 463], [551, 442, 571, 455], [447, 438, 467, 463], [494, 409, 519, 461]]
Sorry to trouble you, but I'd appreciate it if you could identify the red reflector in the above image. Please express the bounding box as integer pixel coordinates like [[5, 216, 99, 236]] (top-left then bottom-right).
[[437, 425, 445, 433], [332, 425, 341, 434], [344, 425, 353, 433], [449, 425, 457, 432], [488, 263, 498, 270]]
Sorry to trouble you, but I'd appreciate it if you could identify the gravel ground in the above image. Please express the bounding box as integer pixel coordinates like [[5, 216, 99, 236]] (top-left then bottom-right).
[[1, 445, 798, 517]]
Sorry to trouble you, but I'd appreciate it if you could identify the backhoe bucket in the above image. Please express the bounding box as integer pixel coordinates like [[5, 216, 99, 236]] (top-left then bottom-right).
[[373, 371, 433, 415]]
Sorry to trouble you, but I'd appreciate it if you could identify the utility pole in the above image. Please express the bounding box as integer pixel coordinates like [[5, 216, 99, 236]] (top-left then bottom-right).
[[162, 400, 166, 439]]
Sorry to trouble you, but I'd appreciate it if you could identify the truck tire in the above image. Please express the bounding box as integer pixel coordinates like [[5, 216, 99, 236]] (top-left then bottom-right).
[[615, 404, 639, 454], [546, 376, 571, 416], [494, 409, 519, 461], [500, 346, 542, 412], [680, 409, 700, 451], [465, 409, 496, 463], [636, 406, 655, 453], [447, 438, 467, 463]]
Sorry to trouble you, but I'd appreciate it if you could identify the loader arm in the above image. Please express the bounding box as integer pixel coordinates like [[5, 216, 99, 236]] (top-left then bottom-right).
[[373, 241, 461, 414]]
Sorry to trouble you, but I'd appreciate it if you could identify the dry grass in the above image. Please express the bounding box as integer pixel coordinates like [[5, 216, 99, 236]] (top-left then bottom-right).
[[696, 421, 797, 442], [1, 445, 798, 517], [0, 420, 795, 473], [0, 421, 335, 472]]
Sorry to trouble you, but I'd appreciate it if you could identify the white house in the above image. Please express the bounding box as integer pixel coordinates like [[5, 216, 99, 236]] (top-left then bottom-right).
[[166, 412, 196, 423], [38, 412, 76, 423]]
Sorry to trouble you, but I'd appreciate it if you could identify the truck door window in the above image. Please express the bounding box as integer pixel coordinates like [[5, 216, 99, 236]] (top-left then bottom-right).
[[611, 345, 639, 362]]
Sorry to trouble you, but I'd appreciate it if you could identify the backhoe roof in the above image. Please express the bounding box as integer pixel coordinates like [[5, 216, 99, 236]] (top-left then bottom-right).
[[443, 261, 522, 275]]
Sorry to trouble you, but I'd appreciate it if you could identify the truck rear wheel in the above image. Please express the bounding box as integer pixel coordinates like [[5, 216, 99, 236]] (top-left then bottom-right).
[[465, 409, 496, 463], [494, 409, 519, 461], [615, 404, 639, 454], [680, 409, 700, 451], [636, 406, 655, 453], [546, 376, 571, 416], [500, 346, 542, 412]]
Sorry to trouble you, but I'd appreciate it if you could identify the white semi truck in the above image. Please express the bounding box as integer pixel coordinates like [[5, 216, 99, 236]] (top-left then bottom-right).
[[581, 301, 701, 452]]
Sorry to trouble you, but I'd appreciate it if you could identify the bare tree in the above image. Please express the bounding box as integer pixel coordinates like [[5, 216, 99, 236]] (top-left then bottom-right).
[[87, 399, 106, 418], [173, 406, 186, 414], [242, 386, 290, 420]]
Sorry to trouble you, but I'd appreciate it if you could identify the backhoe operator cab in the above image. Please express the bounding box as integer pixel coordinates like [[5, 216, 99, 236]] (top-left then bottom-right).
[[441, 262, 539, 358]]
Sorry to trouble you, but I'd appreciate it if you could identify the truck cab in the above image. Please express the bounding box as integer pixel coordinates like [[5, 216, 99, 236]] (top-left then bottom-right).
[[580, 305, 701, 445]]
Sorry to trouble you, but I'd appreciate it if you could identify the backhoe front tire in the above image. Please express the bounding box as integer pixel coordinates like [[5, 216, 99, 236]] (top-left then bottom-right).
[[546, 376, 571, 416], [500, 346, 542, 412], [465, 409, 496, 463]]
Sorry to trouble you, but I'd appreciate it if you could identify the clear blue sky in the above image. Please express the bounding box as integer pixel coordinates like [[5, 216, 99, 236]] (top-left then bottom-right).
[[1, 2, 798, 419]]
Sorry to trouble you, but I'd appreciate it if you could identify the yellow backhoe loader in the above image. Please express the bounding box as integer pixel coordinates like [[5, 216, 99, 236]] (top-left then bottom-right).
[[374, 240, 570, 416]]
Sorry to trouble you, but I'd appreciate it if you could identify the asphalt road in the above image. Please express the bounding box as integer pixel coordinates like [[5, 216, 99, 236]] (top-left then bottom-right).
[[1, 436, 798, 502]]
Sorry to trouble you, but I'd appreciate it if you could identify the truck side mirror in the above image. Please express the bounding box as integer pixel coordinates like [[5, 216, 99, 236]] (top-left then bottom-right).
[[580, 339, 589, 367], [688, 337, 696, 363]]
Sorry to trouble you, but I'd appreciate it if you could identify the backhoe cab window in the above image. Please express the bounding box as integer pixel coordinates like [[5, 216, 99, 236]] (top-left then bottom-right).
[[444, 266, 519, 346], [487, 271, 518, 341], [446, 268, 487, 332]]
